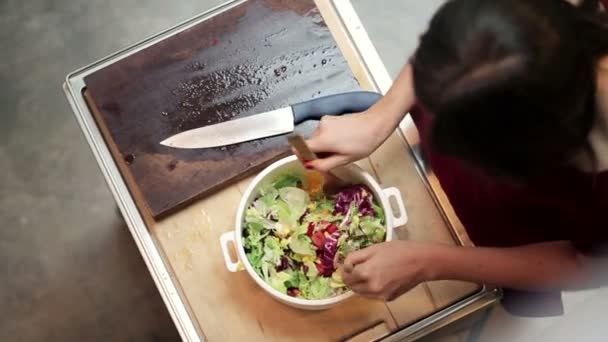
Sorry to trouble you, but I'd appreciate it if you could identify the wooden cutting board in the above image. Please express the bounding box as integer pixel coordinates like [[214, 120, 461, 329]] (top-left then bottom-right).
[[84, 0, 360, 218]]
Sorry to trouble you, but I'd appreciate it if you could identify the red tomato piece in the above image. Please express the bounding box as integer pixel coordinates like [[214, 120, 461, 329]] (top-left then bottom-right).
[[306, 222, 315, 237], [311, 231, 326, 249], [326, 224, 338, 234]]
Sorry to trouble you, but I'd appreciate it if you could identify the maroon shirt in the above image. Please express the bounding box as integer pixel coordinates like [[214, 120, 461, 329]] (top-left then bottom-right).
[[407, 2, 608, 316], [410, 103, 608, 316]]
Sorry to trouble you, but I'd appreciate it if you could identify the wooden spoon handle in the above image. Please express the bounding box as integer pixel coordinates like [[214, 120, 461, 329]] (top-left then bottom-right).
[[287, 134, 317, 162]]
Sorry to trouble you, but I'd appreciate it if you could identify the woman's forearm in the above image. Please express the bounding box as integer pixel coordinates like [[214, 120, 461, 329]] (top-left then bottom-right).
[[371, 63, 416, 135], [424, 241, 598, 291]]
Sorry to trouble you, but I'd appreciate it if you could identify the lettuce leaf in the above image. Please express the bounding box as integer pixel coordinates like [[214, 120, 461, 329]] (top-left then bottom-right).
[[261, 261, 271, 281], [337, 236, 364, 260], [372, 228, 386, 243], [304, 261, 319, 278], [317, 197, 335, 213], [268, 271, 291, 294], [348, 209, 361, 235], [261, 236, 283, 278], [246, 245, 264, 275], [252, 188, 279, 217], [360, 217, 383, 233], [372, 202, 385, 224], [285, 270, 306, 289], [302, 277, 332, 299], [330, 270, 347, 288], [245, 207, 277, 234], [289, 234, 315, 256], [273, 174, 300, 189], [269, 189, 310, 236], [360, 217, 385, 243], [279, 187, 309, 220]]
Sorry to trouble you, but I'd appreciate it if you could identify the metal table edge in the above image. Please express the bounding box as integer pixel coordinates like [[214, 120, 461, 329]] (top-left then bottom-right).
[[62, 80, 204, 342]]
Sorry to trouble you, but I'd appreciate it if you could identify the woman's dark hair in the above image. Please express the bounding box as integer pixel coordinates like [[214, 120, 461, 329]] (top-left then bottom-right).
[[412, 0, 608, 181]]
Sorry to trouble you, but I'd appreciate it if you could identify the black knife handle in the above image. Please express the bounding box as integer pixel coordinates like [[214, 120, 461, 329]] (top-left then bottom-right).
[[292, 91, 382, 124]]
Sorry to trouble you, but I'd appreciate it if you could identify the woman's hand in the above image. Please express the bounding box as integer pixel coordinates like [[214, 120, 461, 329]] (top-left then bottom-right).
[[342, 240, 435, 301], [304, 110, 393, 172], [304, 64, 417, 171], [342, 240, 607, 300]]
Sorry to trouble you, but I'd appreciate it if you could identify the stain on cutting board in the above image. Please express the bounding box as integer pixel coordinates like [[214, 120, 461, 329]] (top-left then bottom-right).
[[84, 0, 360, 218]]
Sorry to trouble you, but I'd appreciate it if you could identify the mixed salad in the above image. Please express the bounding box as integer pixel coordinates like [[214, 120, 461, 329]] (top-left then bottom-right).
[[242, 172, 386, 299]]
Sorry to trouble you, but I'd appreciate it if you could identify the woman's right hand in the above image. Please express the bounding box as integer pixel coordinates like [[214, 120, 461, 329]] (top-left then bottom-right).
[[304, 109, 394, 172], [305, 64, 416, 171]]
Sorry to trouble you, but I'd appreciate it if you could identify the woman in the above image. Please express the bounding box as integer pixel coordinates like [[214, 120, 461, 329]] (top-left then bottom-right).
[[305, 0, 608, 316]]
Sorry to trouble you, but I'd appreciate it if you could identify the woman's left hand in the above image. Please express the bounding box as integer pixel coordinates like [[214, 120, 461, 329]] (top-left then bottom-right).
[[342, 240, 436, 301]]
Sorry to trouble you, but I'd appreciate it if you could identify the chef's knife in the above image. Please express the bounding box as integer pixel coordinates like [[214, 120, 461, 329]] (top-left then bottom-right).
[[160, 91, 382, 149]]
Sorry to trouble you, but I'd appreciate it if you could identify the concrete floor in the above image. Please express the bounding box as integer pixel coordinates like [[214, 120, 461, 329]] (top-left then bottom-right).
[[2, 0, 606, 341], [0, 0, 225, 340]]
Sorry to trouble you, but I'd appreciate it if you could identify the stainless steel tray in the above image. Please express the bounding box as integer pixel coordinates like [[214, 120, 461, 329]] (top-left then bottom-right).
[[63, 1, 500, 341]]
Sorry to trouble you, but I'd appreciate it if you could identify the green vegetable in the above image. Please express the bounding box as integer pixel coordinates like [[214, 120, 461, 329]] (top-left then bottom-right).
[[304, 197, 343, 224], [330, 270, 346, 288], [337, 236, 362, 259], [245, 207, 268, 233], [303, 277, 332, 299], [317, 197, 335, 213], [304, 261, 319, 278], [268, 200, 294, 235], [372, 228, 386, 243], [246, 246, 264, 274], [261, 261, 271, 281], [372, 202, 385, 224], [273, 174, 300, 189], [261, 236, 283, 279], [285, 270, 306, 289], [360, 217, 383, 234], [268, 271, 292, 294], [253, 188, 279, 217], [289, 234, 315, 256], [348, 212, 361, 235], [360, 217, 386, 242], [279, 187, 309, 219]]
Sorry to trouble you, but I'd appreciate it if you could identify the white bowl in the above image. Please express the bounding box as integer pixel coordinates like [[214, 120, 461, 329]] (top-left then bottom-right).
[[220, 155, 408, 310]]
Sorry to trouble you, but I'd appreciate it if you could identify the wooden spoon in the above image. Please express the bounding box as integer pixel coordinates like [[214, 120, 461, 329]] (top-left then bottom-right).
[[287, 134, 349, 193]]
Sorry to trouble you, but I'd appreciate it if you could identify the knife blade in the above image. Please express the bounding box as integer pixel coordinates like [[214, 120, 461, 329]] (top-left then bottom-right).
[[160, 91, 382, 149]]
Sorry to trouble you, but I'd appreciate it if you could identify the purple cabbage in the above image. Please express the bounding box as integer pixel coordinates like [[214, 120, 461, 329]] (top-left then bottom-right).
[[320, 231, 340, 277], [276, 256, 290, 271], [333, 185, 375, 217]]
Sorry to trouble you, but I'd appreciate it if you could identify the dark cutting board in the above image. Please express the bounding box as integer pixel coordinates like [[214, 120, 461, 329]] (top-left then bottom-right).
[[84, 0, 360, 218]]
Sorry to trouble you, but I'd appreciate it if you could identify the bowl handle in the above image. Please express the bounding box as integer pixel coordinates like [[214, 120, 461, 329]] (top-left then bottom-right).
[[382, 187, 408, 227], [219, 231, 241, 272]]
